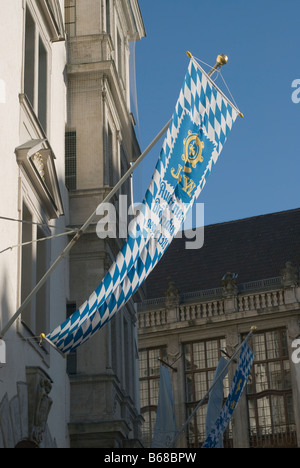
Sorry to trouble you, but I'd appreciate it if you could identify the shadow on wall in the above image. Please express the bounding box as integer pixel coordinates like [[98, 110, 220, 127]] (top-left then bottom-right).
[[0, 268, 11, 336]]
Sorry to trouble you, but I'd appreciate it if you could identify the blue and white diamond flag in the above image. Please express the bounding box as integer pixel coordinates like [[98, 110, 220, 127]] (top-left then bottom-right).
[[46, 57, 239, 354], [202, 342, 254, 448]]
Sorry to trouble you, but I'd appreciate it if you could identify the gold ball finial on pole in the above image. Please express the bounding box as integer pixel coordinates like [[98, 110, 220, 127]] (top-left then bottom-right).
[[208, 54, 228, 77], [217, 54, 228, 66]]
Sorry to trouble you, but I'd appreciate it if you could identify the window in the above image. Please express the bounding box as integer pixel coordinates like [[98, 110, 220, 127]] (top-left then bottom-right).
[[117, 29, 123, 78], [65, 0, 76, 37], [66, 302, 77, 374], [247, 329, 297, 448], [38, 37, 47, 131], [123, 318, 131, 395], [24, 6, 48, 132], [105, 123, 115, 186], [120, 146, 131, 202], [65, 131, 77, 190], [24, 8, 35, 106], [106, 0, 111, 35], [139, 346, 168, 447], [35, 226, 48, 335], [21, 202, 50, 337], [183, 337, 230, 447], [21, 204, 34, 329]]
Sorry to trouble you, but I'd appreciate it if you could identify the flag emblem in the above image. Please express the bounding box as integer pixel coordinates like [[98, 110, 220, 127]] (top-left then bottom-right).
[[183, 130, 204, 170], [168, 118, 217, 203]]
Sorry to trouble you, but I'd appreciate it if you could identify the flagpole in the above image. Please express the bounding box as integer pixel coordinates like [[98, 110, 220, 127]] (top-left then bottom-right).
[[170, 326, 256, 448], [0, 119, 171, 339], [207, 54, 228, 77]]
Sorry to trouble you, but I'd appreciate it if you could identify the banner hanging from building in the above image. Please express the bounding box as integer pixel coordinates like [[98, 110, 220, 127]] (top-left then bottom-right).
[[46, 56, 239, 354], [205, 356, 228, 448], [202, 342, 254, 448], [152, 365, 177, 448]]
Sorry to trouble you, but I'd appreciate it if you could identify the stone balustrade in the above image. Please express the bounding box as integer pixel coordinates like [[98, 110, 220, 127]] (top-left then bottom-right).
[[138, 277, 298, 329]]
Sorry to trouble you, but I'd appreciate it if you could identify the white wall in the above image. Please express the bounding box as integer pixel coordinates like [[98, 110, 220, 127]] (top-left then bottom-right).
[[0, 0, 70, 448]]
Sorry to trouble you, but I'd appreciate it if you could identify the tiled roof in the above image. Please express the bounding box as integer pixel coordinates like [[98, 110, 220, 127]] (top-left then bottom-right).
[[141, 208, 300, 300]]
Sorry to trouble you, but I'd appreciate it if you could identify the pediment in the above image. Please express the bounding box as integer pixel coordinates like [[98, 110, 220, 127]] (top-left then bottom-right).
[[15, 139, 64, 220], [37, 0, 65, 42]]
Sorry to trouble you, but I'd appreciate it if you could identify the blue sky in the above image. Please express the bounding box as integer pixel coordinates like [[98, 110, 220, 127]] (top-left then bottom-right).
[[132, 0, 300, 227]]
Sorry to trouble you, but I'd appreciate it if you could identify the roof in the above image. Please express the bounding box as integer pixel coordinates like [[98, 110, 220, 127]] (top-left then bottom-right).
[[140, 208, 300, 300]]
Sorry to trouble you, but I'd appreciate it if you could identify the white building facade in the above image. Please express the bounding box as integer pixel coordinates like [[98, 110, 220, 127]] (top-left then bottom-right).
[[0, 0, 70, 448]]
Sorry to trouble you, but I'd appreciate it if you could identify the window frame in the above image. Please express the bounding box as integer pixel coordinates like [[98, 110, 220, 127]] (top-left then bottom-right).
[[105, 0, 111, 35], [246, 328, 297, 447], [139, 346, 168, 447], [23, 3, 51, 134], [18, 180, 51, 358], [65, 0, 76, 38], [65, 130, 77, 190], [104, 114, 120, 188], [183, 336, 230, 448]]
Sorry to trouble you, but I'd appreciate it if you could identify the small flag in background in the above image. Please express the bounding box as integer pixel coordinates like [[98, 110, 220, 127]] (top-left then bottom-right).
[[205, 356, 228, 448], [202, 342, 254, 448], [151, 366, 177, 448], [46, 56, 239, 355]]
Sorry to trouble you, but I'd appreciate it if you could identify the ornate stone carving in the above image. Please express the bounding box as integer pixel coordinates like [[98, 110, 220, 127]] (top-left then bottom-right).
[[281, 261, 299, 288], [167, 337, 180, 361], [221, 272, 238, 297], [287, 319, 300, 340], [26, 367, 53, 446], [226, 328, 239, 356], [165, 282, 180, 308], [0, 377, 56, 448]]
